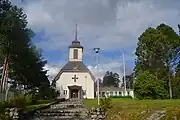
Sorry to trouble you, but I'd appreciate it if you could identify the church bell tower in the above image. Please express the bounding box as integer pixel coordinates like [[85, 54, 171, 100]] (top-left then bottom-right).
[[68, 24, 83, 61]]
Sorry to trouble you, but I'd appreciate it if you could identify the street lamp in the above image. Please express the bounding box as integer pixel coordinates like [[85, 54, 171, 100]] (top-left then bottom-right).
[[94, 48, 100, 106]]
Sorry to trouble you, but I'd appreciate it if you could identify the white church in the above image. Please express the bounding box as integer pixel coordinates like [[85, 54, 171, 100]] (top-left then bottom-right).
[[52, 27, 134, 99], [53, 35, 95, 99]]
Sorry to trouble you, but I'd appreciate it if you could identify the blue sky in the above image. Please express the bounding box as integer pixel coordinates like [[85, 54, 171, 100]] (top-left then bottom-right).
[[11, 0, 180, 80]]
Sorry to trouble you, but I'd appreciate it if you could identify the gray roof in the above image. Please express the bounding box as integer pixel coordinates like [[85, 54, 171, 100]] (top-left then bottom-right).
[[53, 61, 95, 82], [61, 61, 88, 71], [96, 86, 133, 92], [99, 86, 123, 92], [69, 40, 83, 48]]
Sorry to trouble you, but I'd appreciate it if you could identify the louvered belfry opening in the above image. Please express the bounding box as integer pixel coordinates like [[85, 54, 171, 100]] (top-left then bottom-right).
[[73, 49, 78, 59]]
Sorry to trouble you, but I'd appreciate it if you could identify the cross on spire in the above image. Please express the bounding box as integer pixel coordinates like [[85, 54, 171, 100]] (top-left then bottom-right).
[[75, 24, 78, 41], [72, 75, 78, 82]]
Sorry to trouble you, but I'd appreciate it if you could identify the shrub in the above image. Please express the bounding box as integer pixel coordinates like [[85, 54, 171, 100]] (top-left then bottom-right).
[[0, 101, 15, 113], [12, 93, 33, 108], [134, 71, 168, 100], [99, 97, 112, 112]]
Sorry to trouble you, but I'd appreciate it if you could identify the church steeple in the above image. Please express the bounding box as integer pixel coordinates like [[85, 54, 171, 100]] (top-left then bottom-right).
[[68, 24, 83, 62], [75, 24, 77, 41]]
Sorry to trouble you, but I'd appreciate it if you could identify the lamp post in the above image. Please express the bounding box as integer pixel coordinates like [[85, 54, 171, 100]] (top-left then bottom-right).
[[94, 48, 100, 106]]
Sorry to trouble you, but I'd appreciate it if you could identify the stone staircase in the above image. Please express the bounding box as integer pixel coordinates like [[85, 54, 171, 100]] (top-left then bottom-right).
[[33, 98, 90, 120]]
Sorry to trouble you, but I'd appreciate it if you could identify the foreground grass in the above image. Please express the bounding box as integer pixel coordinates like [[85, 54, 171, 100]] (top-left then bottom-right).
[[24, 99, 53, 110], [84, 98, 180, 120]]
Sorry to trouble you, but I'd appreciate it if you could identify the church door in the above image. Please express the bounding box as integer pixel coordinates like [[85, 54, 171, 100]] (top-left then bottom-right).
[[71, 89, 79, 98]]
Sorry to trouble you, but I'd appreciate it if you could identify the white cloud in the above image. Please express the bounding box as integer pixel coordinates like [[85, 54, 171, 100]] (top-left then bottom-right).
[[11, 0, 180, 82], [43, 64, 59, 80], [88, 61, 124, 79], [43, 60, 66, 81], [21, 0, 180, 51]]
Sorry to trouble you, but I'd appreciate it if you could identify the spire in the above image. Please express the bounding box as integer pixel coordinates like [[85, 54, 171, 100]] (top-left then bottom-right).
[[75, 24, 77, 41]]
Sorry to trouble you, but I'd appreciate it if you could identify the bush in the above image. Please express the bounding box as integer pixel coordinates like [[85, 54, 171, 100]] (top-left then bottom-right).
[[12, 93, 33, 108], [0, 101, 15, 113], [172, 77, 180, 99], [99, 97, 112, 112], [0, 93, 32, 112], [134, 71, 168, 100]]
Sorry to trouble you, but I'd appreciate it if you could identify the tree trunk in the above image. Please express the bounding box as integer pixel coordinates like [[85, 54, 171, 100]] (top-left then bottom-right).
[[169, 70, 172, 99], [0, 54, 9, 93]]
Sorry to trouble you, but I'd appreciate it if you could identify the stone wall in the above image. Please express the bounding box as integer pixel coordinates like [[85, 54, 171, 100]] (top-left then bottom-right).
[[87, 107, 106, 120], [2, 100, 60, 120], [4, 108, 19, 120]]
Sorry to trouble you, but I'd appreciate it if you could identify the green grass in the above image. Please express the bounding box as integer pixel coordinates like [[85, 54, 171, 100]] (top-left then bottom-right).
[[84, 98, 180, 120], [84, 98, 180, 108], [24, 99, 53, 110], [25, 103, 50, 110]]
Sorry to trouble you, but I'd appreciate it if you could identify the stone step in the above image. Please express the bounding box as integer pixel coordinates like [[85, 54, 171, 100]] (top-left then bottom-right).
[[39, 108, 86, 113], [32, 115, 91, 120], [50, 104, 84, 109], [36, 111, 87, 117], [57, 102, 84, 105]]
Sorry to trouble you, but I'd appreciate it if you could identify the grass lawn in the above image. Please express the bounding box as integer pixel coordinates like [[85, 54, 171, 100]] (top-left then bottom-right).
[[84, 98, 180, 119], [24, 99, 53, 110]]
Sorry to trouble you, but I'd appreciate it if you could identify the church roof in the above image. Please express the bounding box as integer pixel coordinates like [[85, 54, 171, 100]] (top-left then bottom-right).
[[53, 61, 95, 82], [69, 24, 83, 48], [69, 40, 83, 48]]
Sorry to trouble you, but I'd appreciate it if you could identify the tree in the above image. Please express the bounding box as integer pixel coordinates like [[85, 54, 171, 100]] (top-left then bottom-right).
[[0, 0, 51, 100], [171, 24, 180, 99], [134, 71, 167, 100], [175, 63, 180, 77], [121, 73, 134, 89], [172, 76, 180, 99], [134, 24, 180, 99], [102, 71, 120, 87], [172, 55, 180, 99]]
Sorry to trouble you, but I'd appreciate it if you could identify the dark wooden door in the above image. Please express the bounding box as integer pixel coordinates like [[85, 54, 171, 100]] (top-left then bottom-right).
[[71, 89, 79, 98]]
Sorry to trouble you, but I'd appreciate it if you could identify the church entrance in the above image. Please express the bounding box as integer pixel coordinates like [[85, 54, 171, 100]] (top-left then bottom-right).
[[70, 89, 79, 98], [68, 85, 82, 99]]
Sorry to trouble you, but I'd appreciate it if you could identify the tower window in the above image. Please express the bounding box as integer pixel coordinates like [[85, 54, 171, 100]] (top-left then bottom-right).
[[73, 49, 78, 59]]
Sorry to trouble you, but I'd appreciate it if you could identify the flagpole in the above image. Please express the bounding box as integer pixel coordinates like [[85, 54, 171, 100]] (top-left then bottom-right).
[[122, 52, 126, 94]]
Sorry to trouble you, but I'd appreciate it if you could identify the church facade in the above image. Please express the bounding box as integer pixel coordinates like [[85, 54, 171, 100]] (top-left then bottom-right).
[[54, 39, 95, 99]]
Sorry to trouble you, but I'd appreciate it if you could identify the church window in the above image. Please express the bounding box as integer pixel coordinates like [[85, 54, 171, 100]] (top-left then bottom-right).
[[73, 49, 78, 59], [83, 90, 86, 95], [64, 90, 67, 95]]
